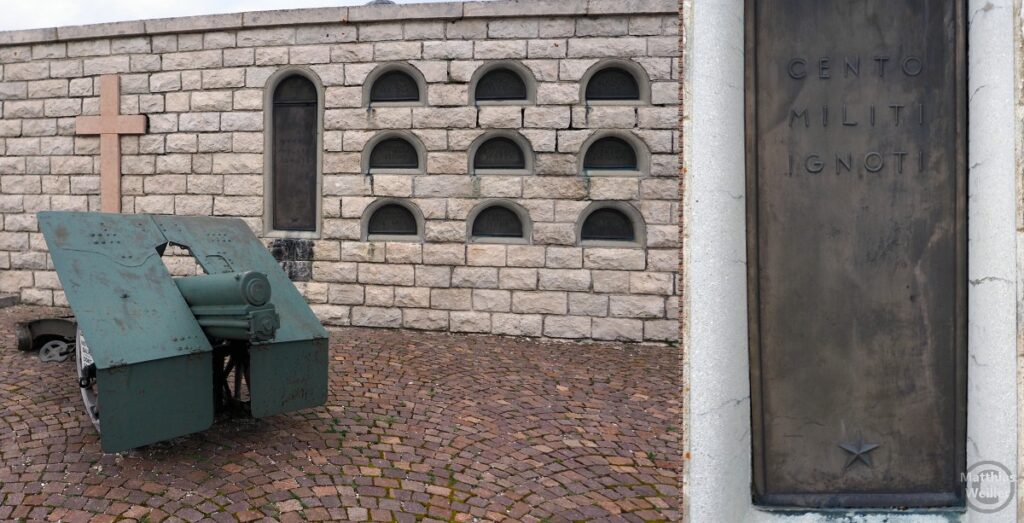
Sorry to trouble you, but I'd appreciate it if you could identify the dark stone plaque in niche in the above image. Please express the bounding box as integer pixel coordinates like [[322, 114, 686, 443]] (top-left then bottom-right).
[[270, 238, 314, 282], [369, 138, 419, 170], [746, 0, 965, 508], [585, 68, 639, 101], [474, 138, 526, 170], [368, 204, 417, 236], [584, 137, 638, 170], [581, 208, 634, 242], [475, 69, 528, 101], [472, 206, 523, 238], [370, 71, 419, 103]]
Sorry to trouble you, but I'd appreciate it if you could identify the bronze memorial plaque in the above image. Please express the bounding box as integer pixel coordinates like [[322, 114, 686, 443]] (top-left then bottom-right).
[[746, 0, 966, 508]]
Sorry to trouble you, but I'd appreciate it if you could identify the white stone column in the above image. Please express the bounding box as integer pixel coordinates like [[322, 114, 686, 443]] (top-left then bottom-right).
[[966, 0, 1019, 521], [683, 0, 751, 520]]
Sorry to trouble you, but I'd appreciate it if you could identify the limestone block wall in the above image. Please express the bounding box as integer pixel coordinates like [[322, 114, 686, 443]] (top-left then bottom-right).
[[0, 0, 680, 343]]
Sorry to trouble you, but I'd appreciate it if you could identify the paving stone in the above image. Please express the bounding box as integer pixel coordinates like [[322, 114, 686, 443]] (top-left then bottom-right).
[[0, 304, 679, 521]]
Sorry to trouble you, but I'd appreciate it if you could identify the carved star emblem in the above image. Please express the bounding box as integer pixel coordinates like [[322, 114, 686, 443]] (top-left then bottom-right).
[[838, 434, 879, 470]]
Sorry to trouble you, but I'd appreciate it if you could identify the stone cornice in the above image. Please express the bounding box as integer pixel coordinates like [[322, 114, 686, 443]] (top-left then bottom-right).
[[0, 0, 678, 47]]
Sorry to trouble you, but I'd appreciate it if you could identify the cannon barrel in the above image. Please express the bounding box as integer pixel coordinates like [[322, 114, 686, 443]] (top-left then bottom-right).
[[174, 271, 271, 307], [174, 271, 279, 342]]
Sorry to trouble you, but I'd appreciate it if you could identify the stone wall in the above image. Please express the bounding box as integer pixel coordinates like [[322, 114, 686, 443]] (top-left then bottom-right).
[[0, 0, 680, 343]]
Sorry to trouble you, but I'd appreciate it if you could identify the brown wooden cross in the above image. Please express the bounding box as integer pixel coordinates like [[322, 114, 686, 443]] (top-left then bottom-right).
[[74, 75, 147, 213]]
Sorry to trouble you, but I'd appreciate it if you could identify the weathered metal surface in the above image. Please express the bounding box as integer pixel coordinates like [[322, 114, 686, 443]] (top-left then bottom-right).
[[154, 215, 328, 415], [175, 272, 279, 343], [249, 339, 328, 418], [175, 271, 271, 308], [152, 215, 327, 344], [38, 339, 72, 362], [745, 0, 966, 508], [97, 353, 213, 452], [76, 328, 100, 431], [38, 212, 212, 370], [38, 212, 329, 453]]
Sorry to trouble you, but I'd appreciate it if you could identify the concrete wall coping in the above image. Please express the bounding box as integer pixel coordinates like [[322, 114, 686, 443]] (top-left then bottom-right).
[[0, 0, 678, 47]]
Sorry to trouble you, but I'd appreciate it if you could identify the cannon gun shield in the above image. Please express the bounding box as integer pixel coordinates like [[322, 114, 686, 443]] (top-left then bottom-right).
[[152, 215, 328, 417], [37, 211, 329, 452]]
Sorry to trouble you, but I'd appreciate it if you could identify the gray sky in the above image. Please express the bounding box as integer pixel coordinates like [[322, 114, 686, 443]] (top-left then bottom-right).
[[0, 0, 448, 31]]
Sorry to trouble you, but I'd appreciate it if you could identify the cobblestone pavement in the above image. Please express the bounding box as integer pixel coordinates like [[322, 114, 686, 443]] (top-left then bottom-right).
[[0, 306, 682, 522]]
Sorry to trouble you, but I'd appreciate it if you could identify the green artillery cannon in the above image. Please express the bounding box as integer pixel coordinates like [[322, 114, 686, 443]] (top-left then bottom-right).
[[38, 212, 329, 453]]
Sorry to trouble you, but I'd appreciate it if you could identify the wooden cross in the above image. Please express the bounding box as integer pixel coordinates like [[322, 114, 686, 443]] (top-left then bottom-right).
[[74, 75, 147, 213]]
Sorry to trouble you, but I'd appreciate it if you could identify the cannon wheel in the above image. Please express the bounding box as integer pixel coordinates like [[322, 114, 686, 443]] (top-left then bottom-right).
[[75, 327, 100, 432], [17, 317, 77, 352]]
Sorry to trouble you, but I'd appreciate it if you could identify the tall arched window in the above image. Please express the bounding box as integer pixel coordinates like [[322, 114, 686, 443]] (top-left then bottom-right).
[[268, 72, 321, 233]]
